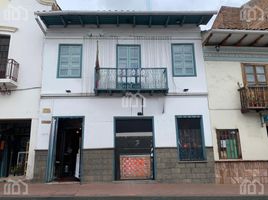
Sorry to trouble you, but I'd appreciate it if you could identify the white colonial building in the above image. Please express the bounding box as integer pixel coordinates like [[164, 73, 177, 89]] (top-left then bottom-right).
[[33, 10, 216, 183], [0, 0, 58, 179]]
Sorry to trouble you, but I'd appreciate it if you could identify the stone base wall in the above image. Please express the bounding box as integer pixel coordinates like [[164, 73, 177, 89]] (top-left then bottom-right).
[[82, 149, 114, 182], [33, 148, 216, 183], [155, 147, 215, 183], [215, 161, 268, 184], [33, 150, 48, 182]]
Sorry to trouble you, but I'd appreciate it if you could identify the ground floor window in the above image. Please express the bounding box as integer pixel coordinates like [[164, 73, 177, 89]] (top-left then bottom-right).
[[216, 129, 242, 159], [176, 116, 205, 161]]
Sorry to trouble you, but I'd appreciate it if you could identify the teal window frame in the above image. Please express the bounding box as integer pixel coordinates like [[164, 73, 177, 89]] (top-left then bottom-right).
[[171, 43, 197, 77], [57, 44, 83, 78], [116, 44, 141, 69], [175, 115, 206, 161]]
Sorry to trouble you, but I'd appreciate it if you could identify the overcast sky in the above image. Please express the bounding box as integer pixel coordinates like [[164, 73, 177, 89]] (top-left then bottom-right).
[[57, 0, 248, 11]]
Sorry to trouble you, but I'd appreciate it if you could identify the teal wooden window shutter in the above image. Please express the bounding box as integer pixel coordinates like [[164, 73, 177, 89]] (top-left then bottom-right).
[[58, 44, 82, 78], [117, 45, 140, 68], [172, 44, 196, 77]]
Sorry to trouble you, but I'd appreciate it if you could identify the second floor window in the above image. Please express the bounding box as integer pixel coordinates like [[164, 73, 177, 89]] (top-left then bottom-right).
[[117, 45, 141, 68], [176, 116, 205, 161], [242, 64, 267, 86], [172, 44, 196, 77], [216, 129, 242, 160], [58, 44, 82, 78]]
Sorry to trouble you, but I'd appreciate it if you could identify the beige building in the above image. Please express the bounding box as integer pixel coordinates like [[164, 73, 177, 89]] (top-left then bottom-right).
[[203, 0, 268, 184]]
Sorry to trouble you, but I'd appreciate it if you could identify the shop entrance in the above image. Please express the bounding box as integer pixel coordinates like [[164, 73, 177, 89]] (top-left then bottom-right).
[[46, 117, 83, 182], [0, 120, 31, 178], [114, 118, 154, 180]]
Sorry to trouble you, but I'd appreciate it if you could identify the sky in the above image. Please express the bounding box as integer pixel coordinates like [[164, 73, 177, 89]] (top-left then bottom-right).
[[57, 0, 249, 11]]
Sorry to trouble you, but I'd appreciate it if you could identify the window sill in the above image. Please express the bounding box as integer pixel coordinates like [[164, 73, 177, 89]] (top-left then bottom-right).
[[215, 159, 243, 162], [177, 160, 208, 164]]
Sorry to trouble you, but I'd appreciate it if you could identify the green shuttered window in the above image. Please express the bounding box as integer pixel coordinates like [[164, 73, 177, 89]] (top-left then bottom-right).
[[58, 44, 82, 78], [172, 44, 196, 77], [216, 129, 242, 160], [117, 45, 141, 68]]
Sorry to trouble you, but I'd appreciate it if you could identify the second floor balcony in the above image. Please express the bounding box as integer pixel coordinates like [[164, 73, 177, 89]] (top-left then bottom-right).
[[94, 68, 168, 94], [0, 59, 19, 88], [239, 86, 268, 113]]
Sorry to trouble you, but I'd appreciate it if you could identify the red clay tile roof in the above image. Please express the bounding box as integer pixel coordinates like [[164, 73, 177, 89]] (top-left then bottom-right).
[[212, 0, 268, 30]]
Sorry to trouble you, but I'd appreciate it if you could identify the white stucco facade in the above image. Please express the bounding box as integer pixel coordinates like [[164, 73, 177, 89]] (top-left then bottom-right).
[[0, 0, 54, 179], [37, 26, 213, 152], [204, 47, 268, 161]]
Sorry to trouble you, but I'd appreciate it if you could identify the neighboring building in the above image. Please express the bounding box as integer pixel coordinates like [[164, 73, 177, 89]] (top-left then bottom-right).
[[34, 10, 216, 183], [203, 0, 268, 184], [0, 0, 58, 179]]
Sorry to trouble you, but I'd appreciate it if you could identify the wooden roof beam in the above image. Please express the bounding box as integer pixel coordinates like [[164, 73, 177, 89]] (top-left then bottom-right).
[[116, 16, 120, 27], [218, 33, 232, 46], [249, 35, 264, 46], [164, 16, 170, 27], [148, 16, 152, 28], [203, 32, 213, 46], [60, 16, 67, 27], [133, 16, 136, 27], [234, 34, 248, 46], [79, 16, 85, 27], [96, 16, 100, 28]]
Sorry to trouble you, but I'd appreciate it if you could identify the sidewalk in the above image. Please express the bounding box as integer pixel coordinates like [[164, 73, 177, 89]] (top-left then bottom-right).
[[0, 182, 268, 197]]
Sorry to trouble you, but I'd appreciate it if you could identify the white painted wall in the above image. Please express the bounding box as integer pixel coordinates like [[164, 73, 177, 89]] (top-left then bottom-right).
[[37, 26, 212, 153], [205, 61, 268, 160], [41, 27, 208, 95], [0, 0, 52, 179], [37, 96, 212, 150]]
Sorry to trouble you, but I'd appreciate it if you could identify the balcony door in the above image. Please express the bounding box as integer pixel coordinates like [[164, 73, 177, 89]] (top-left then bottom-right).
[[117, 45, 141, 90], [0, 35, 10, 79]]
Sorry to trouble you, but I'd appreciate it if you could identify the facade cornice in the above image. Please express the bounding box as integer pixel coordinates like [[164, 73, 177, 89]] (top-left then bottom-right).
[[36, 0, 55, 6], [40, 92, 208, 98], [203, 46, 268, 63], [0, 26, 18, 33]]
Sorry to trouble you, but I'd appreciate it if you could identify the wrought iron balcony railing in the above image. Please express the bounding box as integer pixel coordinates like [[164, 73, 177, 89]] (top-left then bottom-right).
[[239, 86, 268, 113], [0, 59, 19, 82], [95, 68, 168, 94]]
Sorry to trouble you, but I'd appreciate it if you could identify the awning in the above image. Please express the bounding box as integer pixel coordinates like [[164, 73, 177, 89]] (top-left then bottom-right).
[[35, 10, 215, 28], [203, 29, 268, 47]]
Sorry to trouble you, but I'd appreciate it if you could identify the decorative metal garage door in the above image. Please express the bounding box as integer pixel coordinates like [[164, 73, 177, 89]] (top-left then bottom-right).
[[115, 118, 154, 181]]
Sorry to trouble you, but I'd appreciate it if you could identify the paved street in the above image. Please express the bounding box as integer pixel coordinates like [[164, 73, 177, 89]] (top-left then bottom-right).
[[0, 182, 268, 199]]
